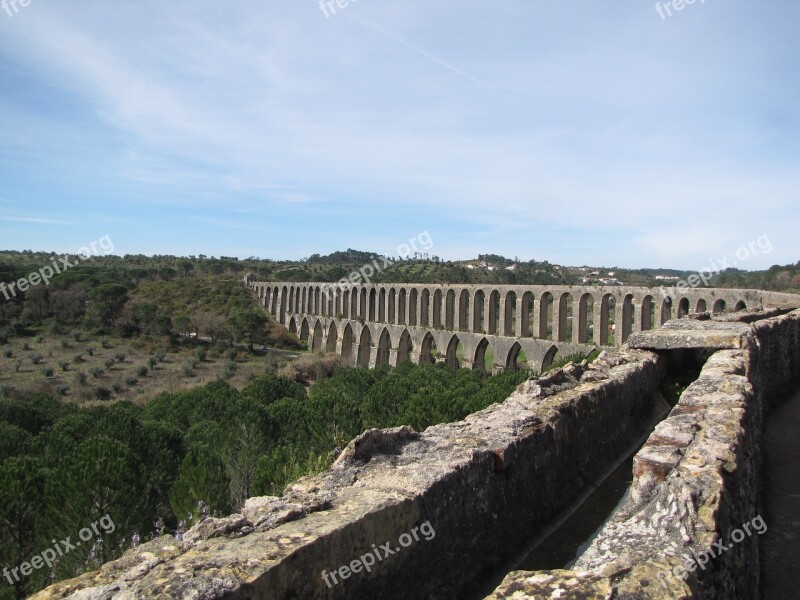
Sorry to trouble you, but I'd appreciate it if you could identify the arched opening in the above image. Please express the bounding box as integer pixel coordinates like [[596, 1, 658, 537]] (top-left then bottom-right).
[[713, 299, 726, 314], [600, 294, 616, 346], [378, 289, 386, 322], [388, 289, 396, 324], [300, 319, 310, 345], [360, 288, 367, 320], [301, 287, 307, 314], [521, 292, 535, 337], [341, 324, 355, 364], [312, 321, 324, 352], [579, 293, 594, 343], [433, 290, 443, 328], [376, 328, 391, 366], [420, 289, 430, 327], [369, 289, 377, 321], [640, 295, 654, 331], [409, 289, 419, 326], [474, 290, 486, 333], [621, 294, 634, 343], [270, 290, 278, 317], [445, 290, 455, 330], [539, 292, 554, 340], [280, 286, 289, 324], [474, 338, 491, 373], [661, 297, 672, 326], [735, 300, 747, 311], [696, 299, 708, 314], [488, 290, 500, 335], [504, 291, 517, 337], [326, 322, 338, 353], [445, 335, 462, 371], [541, 345, 560, 372], [558, 293, 573, 342], [288, 317, 297, 335], [342, 288, 349, 318], [677, 298, 690, 318], [350, 288, 358, 320], [314, 287, 321, 316], [420, 332, 438, 365], [458, 290, 470, 331], [505, 342, 528, 371], [398, 289, 407, 325], [334, 288, 342, 317], [397, 330, 413, 363], [357, 327, 372, 368], [288, 287, 295, 314]]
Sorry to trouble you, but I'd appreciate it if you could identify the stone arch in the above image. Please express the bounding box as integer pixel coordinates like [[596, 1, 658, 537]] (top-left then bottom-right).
[[420, 289, 430, 327], [541, 344, 560, 372], [288, 287, 295, 314], [521, 292, 535, 337], [301, 287, 307, 313], [661, 297, 673, 326], [640, 295, 654, 331], [578, 293, 594, 343], [376, 328, 391, 367], [696, 298, 708, 313], [360, 288, 367, 320], [312, 320, 324, 352], [369, 288, 377, 321], [445, 290, 456, 329], [300, 318, 310, 345], [735, 300, 747, 311], [473, 338, 494, 374], [488, 290, 500, 335], [270, 289, 278, 317], [445, 335, 462, 371], [335, 288, 342, 317], [505, 342, 528, 371], [677, 297, 690, 318], [350, 288, 358, 320], [388, 288, 397, 324], [621, 294, 634, 343], [341, 323, 355, 364], [326, 322, 338, 353], [419, 332, 438, 365], [398, 289, 407, 325], [342, 287, 349, 318], [409, 289, 419, 326], [558, 292, 573, 342], [314, 287, 321, 316], [473, 290, 486, 333], [378, 289, 386, 322], [600, 294, 615, 346], [433, 290, 443, 328], [357, 327, 372, 368], [713, 299, 726, 314], [539, 292, 554, 339], [280, 286, 289, 324], [458, 289, 470, 331], [503, 291, 517, 336], [397, 329, 413, 363]]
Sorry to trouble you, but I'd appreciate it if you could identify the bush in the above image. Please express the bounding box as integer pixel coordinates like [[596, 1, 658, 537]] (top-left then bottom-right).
[[137, 365, 149, 377], [148, 356, 158, 369], [182, 363, 195, 377], [89, 367, 104, 379], [226, 348, 238, 361], [95, 387, 112, 401], [41, 367, 55, 378], [74, 371, 87, 386], [22, 342, 30, 351], [60, 339, 71, 349], [36, 335, 44, 344], [114, 352, 126, 363], [3, 349, 12, 358], [195, 347, 208, 362], [125, 376, 138, 386], [101, 339, 111, 349], [85, 346, 95, 356], [264, 353, 279, 373], [155, 349, 166, 362], [30, 353, 44, 365], [14, 360, 22, 373], [56, 385, 69, 396], [104, 358, 116, 370], [59, 361, 69, 372], [112, 383, 123, 393], [278, 354, 344, 385], [71, 330, 83, 342], [220, 361, 238, 380], [73, 354, 85, 364]]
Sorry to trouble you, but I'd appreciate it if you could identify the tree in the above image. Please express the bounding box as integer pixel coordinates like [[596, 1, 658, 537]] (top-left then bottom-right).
[[86, 284, 128, 330], [227, 310, 268, 351]]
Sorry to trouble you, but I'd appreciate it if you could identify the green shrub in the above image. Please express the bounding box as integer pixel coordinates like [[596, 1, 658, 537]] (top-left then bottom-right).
[[95, 387, 112, 401], [137, 365, 149, 377], [41, 367, 55, 378], [30, 353, 44, 365]]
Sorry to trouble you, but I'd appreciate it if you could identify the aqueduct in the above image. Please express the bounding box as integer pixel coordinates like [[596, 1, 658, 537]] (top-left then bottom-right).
[[245, 278, 798, 372]]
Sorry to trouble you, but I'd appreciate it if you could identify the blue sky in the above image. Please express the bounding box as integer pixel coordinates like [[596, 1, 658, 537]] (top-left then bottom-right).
[[0, 0, 797, 270]]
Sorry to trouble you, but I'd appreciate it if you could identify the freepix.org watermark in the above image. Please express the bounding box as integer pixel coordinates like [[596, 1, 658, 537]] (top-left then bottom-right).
[[657, 514, 767, 588], [318, 0, 365, 18], [3, 514, 116, 586], [655, 0, 707, 20], [658, 234, 772, 300], [0, 235, 114, 301], [321, 520, 435, 589], [2, 0, 32, 18], [321, 230, 433, 301]]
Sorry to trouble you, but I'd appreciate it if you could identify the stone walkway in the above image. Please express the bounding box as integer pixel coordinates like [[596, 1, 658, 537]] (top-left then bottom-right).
[[761, 388, 800, 599]]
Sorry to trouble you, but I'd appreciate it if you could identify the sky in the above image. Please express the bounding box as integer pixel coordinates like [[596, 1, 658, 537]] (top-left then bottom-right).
[[0, 0, 797, 270]]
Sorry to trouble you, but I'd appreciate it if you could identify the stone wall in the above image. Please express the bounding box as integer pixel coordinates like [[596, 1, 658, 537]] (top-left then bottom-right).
[[489, 308, 800, 599], [33, 350, 666, 599]]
